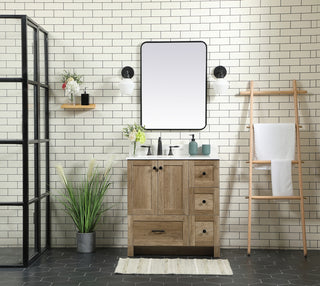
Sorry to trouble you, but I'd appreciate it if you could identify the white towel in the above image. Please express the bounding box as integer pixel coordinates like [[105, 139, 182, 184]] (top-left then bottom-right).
[[253, 123, 295, 196], [271, 159, 293, 196]]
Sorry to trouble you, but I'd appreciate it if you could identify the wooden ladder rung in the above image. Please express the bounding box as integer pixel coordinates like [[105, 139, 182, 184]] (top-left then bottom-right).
[[240, 90, 307, 95], [246, 125, 302, 129], [246, 160, 302, 164], [245, 196, 306, 200]]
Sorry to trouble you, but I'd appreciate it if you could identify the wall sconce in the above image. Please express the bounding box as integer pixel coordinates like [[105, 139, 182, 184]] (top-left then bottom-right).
[[119, 66, 135, 95], [212, 66, 228, 95]]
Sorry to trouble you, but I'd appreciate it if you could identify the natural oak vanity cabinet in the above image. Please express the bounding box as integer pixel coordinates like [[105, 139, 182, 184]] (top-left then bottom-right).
[[128, 160, 188, 216], [127, 158, 220, 257]]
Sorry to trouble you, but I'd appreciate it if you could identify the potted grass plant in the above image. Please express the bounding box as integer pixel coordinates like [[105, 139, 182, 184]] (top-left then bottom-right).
[[56, 158, 112, 253]]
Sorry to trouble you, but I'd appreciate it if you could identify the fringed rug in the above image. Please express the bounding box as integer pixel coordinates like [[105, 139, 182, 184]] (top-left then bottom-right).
[[114, 258, 233, 275]]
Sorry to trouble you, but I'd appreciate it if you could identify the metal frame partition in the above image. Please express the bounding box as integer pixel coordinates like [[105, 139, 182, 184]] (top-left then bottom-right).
[[0, 15, 50, 267]]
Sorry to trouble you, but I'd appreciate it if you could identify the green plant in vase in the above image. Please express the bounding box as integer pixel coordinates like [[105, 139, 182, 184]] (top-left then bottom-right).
[[123, 123, 146, 156]]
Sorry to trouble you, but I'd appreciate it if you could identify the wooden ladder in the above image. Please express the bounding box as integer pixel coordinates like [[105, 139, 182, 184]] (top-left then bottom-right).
[[240, 80, 307, 257]]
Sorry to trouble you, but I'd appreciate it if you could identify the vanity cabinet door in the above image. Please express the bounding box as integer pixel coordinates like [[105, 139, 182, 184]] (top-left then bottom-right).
[[128, 160, 157, 215], [158, 161, 188, 215]]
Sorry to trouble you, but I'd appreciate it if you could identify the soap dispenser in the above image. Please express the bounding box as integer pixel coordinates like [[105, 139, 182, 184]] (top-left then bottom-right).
[[81, 87, 89, 105], [189, 134, 198, 155]]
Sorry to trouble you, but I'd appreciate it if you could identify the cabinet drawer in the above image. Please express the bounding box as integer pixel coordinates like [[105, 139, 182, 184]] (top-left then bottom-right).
[[133, 221, 184, 246], [194, 194, 214, 212], [190, 188, 219, 215], [195, 221, 214, 245], [189, 161, 219, 188]]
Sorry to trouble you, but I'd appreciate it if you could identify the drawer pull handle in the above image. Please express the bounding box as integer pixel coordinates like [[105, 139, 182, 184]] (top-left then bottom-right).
[[202, 229, 207, 234], [152, 230, 165, 234], [202, 172, 206, 176], [202, 200, 206, 204]]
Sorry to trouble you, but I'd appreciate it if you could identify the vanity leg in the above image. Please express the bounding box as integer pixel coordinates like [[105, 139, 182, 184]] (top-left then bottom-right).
[[214, 246, 220, 258], [213, 217, 220, 258], [127, 215, 134, 256], [128, 245, 134, 257]]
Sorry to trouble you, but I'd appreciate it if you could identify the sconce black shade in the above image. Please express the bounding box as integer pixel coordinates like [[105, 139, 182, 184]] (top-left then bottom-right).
[[121, 66, 134, 78], [213, 66, 227, 78]]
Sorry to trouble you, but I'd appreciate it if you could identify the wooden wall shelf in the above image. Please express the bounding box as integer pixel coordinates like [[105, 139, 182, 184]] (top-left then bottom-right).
[[61, 104, 96, 109]]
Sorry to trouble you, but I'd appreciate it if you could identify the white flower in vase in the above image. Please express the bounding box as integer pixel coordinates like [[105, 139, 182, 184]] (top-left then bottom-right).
[[66, 79, 80, 95], [128, 131, 136, 142], [60, 70, 83, 105]]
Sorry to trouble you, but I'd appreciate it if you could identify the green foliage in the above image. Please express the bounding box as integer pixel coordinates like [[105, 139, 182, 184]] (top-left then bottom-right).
[[123, 123, 146, 144], [60, 69, 83, 84], [56, 159, 112, 233]]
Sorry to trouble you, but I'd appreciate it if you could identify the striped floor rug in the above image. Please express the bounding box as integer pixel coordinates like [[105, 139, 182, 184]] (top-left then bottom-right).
[[114, 258, 233, 275]]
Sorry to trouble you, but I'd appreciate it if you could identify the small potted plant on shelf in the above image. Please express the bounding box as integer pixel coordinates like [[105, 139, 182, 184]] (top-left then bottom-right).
[[60, 70, 83, 105], [123, 123, 146, 156], [56, 158, 112, 253]]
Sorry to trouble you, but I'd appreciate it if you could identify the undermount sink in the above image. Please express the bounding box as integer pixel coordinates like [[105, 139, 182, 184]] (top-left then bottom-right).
[[127, 155, 219, 160], [131, 155, 179, 159]]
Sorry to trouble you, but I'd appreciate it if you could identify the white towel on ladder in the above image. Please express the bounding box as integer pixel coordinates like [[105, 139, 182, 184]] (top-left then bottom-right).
[[254, 123, 295, 196], [271, 159, 293, 196]]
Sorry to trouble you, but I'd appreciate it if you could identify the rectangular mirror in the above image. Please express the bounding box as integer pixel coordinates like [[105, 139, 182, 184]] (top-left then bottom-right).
[[141, 41, 207, 130]]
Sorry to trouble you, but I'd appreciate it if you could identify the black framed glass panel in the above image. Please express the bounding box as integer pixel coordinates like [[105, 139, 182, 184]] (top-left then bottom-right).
[[40, 197, 48, 251], [0, 206, 23, 266], [39, 31, 46, 85], [39, 143, 47, 196], [28, 84, 35, 140], [0, 18, 21, 78], [28, 144, 35, 201], [27, 25, 35, 81], [0, 15, 49, 267], [0, 82, 23, 140], [0, 145, 23, 203], [40, 87, 46, 140], [28, 202, 38, 259]]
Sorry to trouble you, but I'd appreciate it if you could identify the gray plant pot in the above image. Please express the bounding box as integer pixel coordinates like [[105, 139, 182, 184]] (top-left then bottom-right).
[[77, 232, 96, 253]]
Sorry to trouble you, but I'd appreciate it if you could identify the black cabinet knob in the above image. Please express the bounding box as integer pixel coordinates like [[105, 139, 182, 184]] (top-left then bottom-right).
[[202, 172, 206, 176], [202, 200, 206, 204], [159, 166, 163, 170], [153, 166, 158, 171], [203, 229, 207, 234]]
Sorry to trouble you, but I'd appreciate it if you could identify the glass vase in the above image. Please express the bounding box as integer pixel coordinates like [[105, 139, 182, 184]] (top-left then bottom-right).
[[69, 92, 76, 105], [129, 141, 137, 157]]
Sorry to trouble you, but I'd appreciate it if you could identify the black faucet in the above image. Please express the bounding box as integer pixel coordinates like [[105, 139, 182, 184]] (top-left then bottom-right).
[[168, 145, 179, 156], [141, 145, 152, 155], [157, 137, 162, 155]]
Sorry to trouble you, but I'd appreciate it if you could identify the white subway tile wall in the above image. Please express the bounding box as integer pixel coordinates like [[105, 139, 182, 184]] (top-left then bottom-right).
[[0, 0, 319, 250]]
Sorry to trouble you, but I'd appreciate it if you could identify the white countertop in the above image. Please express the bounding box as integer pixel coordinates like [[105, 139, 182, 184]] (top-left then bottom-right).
[[126, 155, 219, 160]]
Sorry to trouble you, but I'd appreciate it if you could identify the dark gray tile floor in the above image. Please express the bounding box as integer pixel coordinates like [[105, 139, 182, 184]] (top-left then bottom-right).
[[1, 248, 320, 286]]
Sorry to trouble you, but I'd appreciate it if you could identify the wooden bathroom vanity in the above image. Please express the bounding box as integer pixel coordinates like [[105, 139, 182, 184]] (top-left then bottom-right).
[[127, 156, 220, 257]]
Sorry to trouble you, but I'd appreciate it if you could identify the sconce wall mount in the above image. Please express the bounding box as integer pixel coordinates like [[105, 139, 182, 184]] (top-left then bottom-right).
[[212, 66, 228, 95], [120, 66, 135, 95]]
